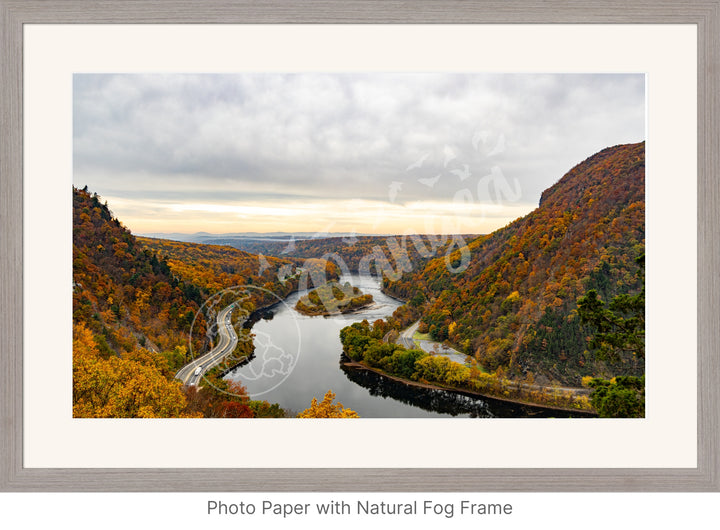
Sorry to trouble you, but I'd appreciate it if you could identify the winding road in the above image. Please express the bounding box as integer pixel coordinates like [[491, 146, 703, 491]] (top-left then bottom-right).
[[175, 304, 238, 386], [397, 320, 420, 349]]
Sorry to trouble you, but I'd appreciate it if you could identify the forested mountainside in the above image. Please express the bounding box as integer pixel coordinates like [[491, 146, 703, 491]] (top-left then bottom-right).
[[72, 187, 297, 417], [73, 187, 208, 355], [385, 142, 645, 385]]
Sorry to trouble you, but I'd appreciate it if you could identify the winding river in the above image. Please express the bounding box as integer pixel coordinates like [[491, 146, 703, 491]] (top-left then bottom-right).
[[224, 274, 582, 418]]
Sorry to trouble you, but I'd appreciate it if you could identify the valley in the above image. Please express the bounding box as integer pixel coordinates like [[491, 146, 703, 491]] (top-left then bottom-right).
[[72, 142, 645, 418]]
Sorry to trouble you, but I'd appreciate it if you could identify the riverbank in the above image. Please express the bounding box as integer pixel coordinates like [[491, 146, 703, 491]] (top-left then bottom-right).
[[379, 289, 408, 304], [340, 357, 597, 416], [216, 293, 298, 377]]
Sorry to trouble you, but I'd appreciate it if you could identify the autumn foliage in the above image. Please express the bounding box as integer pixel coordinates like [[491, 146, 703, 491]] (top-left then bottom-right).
[[297, 390, 360, 418], [73, 322, 199, 417], [73, 187, 208, 354], [384, 142, 645, 386], [339, 319, 592, 411], [138, 236, 299, 297], [72, 187, 290, 418], [72, 141, 645, 417]]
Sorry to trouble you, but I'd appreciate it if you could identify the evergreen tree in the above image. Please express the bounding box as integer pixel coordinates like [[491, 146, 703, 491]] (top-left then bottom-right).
[[577, 254, 645, 362], [577, 254, 645, 417]]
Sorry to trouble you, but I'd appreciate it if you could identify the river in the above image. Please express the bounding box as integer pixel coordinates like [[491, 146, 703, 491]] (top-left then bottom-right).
[[224, 274, 583, 418]]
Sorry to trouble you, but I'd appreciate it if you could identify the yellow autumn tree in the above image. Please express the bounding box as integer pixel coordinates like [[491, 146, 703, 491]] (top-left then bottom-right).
[[73, 323, 199, 418], [297, 390, 359, 418]]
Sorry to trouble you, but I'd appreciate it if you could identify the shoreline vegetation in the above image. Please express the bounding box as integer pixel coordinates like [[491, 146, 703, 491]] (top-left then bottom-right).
[[340, 320, 595, 414], [341, 358, 595, 415], [295, 281, 374, 316]]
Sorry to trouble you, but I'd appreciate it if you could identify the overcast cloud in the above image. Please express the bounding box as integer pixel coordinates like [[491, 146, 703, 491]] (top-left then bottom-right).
[[73, 73, 645, 234]]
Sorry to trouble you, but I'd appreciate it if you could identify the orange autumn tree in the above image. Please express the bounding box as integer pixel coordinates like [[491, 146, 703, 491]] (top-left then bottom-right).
[[297, 390, 360, 418]]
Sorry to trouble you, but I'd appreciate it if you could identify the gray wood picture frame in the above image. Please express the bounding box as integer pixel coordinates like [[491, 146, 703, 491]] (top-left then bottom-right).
[[1, 0, 718, 492]]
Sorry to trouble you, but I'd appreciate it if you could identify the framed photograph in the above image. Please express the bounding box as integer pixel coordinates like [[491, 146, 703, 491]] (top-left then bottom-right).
[[1, 0, 718, 491]]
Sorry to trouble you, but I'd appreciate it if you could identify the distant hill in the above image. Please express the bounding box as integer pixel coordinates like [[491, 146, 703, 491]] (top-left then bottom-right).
[[139, 231, 481, 276], [136, 236, 338, 302], [223, 234, 481, 275], [385, 142, 645, 385], [137, 236, 294, 295], [137, 231, 375, 244]]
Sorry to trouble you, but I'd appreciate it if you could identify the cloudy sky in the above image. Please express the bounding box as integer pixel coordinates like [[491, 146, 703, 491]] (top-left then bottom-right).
[[73, 73, 645, 235]]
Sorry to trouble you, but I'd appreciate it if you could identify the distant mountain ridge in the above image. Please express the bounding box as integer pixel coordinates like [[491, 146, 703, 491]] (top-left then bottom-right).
[[140, 231, 481, 277], [138, 231, 386, 243]]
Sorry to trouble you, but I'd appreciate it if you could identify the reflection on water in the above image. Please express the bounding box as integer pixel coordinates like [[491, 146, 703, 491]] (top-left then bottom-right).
[[225, 274, 589, 418], [340, 361, 494, 417], [340, 360, 590, 418]]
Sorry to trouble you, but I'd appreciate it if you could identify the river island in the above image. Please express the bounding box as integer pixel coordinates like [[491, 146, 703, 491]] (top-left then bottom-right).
[[295, 281, 374, 316]]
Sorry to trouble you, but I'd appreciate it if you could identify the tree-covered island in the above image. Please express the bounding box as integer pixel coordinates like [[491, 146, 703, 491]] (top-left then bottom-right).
[[295, 281, 374, 316]]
